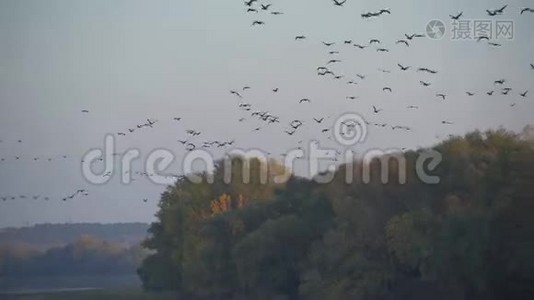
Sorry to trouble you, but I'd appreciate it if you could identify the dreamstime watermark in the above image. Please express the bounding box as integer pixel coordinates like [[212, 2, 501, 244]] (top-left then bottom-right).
[[81, 113, 442, 186], [425, 19, 514, 41]]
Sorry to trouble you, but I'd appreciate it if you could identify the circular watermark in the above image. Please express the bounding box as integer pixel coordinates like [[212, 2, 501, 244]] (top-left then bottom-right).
[[333, 113, 368, 146], [426, 19, 445, 40]]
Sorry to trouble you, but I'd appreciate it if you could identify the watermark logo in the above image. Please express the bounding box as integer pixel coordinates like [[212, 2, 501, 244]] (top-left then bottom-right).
[[81, 113, 443, 186], [451, 19, 514, 41], [333, 113, 367, 146], [426, 20, 446, 40]]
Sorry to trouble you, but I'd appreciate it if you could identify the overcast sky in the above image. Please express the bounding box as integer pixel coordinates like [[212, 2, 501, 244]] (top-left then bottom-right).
[[1, 0, 533, 227]]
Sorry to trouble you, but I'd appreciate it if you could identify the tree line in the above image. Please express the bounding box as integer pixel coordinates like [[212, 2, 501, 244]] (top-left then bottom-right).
[[138, 128, 534, 300]]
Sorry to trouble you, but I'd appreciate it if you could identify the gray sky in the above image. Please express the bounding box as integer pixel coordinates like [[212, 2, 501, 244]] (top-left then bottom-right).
[[1, 0, 533, 227]]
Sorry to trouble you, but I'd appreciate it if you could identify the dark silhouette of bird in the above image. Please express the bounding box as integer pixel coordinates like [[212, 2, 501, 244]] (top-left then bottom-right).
[[299, 98, 311, 103], [369, 39, 381, 44], [329, 51, 340, 55], [383, 87, 392, 92], [487, 91, 495, 96], [247, 8, 258, 13], [252, 20, 265, 26], [531, 63, 534, 69], [143, 198, 148, 203], [405, 33, 424, 40], [373, 105, 383, 114], [487, 5, 507, 16], [466, 92, 475, 96], [346, 96, 358, 100], [356, 74, 365, 79], [323, 42, 336, 46], [521, 8, 534, 14], [285, 129, 296, 136], [332, 0, 347, 7], [313, 117, 324, 123], [379, 8, 391, 15], [271, 11, 284, 15], [420, 81, 431, 87], [488, 42, 501, 47], [450, 12, 463, 19], [327, 59, 341, 64], [417, 67, 438, 74], [407, 105, 419, 109], [244, 0, 257, 7], [173, 117, 182, 121], [230, 90, 242, 98], [376, 48, 389, 52], [442, 121, 453, 125], [81, 110, 89, 113], [398, 63, 410, 71], [333, 75, 344, 80], [242, 86, 251, 90], [295, 35, 306, 40], [353, 44, 367, 49], [322, 129, 330, 133], [520, 90, 528, 97], [477, 35, 490, 42], [272, 88, 279, 92], [261, 4, 272, 10], [436, 94, 446, 100], [494, 79, 506, 85], [344, 40, 352, 44], [396, 40, 409, 47]]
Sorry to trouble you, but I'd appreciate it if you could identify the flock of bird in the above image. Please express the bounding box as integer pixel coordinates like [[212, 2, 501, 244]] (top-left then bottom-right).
[[1, 1, 533, 205]]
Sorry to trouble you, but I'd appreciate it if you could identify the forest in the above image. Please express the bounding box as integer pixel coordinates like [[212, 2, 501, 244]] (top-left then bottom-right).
[[138, 128, 534, 300]]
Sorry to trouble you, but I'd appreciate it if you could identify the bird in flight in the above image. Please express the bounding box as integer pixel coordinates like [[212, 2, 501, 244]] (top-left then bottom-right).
[[487, 5, 507, 16], [327, 59, 341, 64], [313, 117, 325, 123], [420, 81, 431, 87], [173, 117, 182, 121], [488, 42, 502, 47], [417, 67, 438, 74], [272, 88, 279, 92], [261, 4, 272, 10], [521, 8, 534, 14], [450, 12, 463, 20], [372, 105, 383, 114], [243, 86, 251, 90], [344, 40, 352, 44], [383, 87, 392, 92], [436, 94, 446, 100], [353, 44, 367, 49], [376, 48, 389, 52], [299, 98, 311, 103], [295, 35, 306, 40], [487, 91, 494, 96], [442, 121, 454, 125], [230, 90, 242, 98], [81, 110, 89, 113], [332, 0, 347, 7], [405, 33, 425, 40], [398, 64, 410, 71], [466, 92, 475, 96], [520, 90, 529, 97], [530, 63, 534, 69], [323, 42, 336, 47], [369, 39, 381, 44], [346, 96, 358, 100], [271, 11, 284, 15], [396, 40, 409, 47], [252, 20, 265, 26], [494, 79, 506, 85], [244, 0, 257, 7], [247, 8, 258, 13]]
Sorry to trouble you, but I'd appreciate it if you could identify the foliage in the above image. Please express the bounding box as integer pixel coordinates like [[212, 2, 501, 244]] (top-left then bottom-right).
[[139, 129, 534, 300]]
